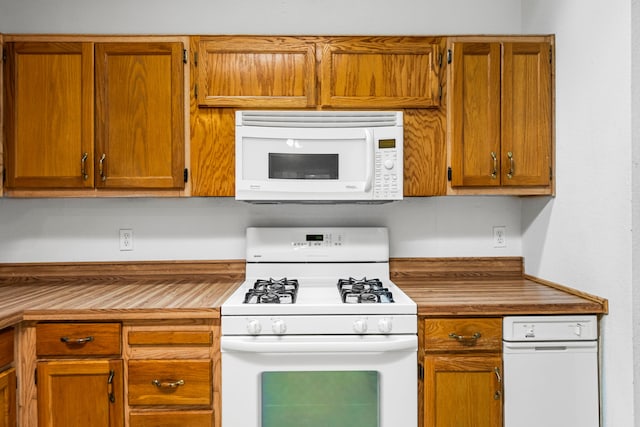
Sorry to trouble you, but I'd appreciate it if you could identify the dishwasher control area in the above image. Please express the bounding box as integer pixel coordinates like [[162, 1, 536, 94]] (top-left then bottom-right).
[[503, 315, 600, 427]]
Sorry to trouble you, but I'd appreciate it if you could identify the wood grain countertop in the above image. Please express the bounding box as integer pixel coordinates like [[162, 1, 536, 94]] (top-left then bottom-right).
[[0, 257, 608, 330], [390, 258, 608, 316], [0, 261, 244, 330]]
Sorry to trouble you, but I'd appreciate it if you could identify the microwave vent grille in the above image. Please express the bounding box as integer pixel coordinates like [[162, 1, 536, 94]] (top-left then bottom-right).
[[238, 111, 402, 128]]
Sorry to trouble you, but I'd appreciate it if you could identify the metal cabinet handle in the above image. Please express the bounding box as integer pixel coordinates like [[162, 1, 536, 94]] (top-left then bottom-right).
[[507, 151, 514, 179], [494, 367, 502, 383], [152, 379, 185, 389], [99, 153, 107, 182], [60, 336, 94, 344], [490, 152, 498, 179], [448, 332, 482, 345], [81, 152, 89, 180], [107, 370, 116, 403]]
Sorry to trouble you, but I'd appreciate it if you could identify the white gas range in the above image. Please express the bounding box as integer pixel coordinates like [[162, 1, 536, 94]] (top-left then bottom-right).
[[221, 227, 417, 427]]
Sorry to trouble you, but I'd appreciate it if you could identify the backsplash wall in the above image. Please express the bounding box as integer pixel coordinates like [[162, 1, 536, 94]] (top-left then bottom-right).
[[0, 197, 522, 263]]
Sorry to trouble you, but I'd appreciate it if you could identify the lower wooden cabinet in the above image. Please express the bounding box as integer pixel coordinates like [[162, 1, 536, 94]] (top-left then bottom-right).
[[423, 354, 502, 427], [37, 360, 124, 427], [0, 368, 16, 427], [124, 320, 218, 427], [421, 317, 503, 427], [32, 322, 124, 427]]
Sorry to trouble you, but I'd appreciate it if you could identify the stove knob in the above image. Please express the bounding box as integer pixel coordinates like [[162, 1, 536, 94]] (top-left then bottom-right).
[[353, 319, 368, 334], [246, 319, 262, 335], [378, 317, 393, 333], [272, 319, 287, 335]]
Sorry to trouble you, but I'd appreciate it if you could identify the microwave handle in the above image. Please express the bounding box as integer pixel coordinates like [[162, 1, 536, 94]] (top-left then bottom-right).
[[364, 129, 374, 192]]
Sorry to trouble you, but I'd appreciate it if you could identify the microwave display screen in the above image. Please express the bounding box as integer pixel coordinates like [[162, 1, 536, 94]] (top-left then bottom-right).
[[306, 234, 324, 241], [378, 139, 396, 149], [269, 153, 338, 180]]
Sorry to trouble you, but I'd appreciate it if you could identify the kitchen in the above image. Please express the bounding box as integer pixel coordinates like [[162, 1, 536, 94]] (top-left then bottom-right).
[[0, 0, 635, 426]]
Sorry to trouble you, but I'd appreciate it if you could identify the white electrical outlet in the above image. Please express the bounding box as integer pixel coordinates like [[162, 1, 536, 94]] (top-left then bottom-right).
[[119, 229, 133, 251], [493, 226, 506, 248]]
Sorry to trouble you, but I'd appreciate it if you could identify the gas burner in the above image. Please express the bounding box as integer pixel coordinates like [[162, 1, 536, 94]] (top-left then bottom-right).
[[338, 277, 395, 304], [243, 278, 299, 304]]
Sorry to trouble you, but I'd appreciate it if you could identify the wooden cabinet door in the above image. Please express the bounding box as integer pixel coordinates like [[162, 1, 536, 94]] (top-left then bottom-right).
[[320, 37, 441, 108], [501, 42, 552, 186], [196, 36, 316, 108], [449, 41, 502, 187], [3, 42, 94, 189], [423, 354, 502, 427], [37, 360, 123, 427], [0, 368, 16, 427], [95, 42, 185, 189]]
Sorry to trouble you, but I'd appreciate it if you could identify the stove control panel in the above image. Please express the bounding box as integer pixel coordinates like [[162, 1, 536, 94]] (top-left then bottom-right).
[[224, 315, 417, 336], [292, 232, 345, 248], [245, 227, 390, 262]]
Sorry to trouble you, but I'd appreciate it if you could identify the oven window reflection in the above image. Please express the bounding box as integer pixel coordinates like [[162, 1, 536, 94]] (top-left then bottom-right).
[[261, 371, 379, 427]]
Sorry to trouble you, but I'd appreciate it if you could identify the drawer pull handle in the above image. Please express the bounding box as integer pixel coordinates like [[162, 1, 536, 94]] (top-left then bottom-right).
[[448, 332, 481, 345], [152, 379, 185, 389], [60, 336, 94, 345]]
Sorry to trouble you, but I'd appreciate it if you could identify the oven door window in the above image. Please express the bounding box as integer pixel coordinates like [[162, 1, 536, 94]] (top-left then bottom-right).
[[269, 153, 338, 180], [261, 371, 379, 427]]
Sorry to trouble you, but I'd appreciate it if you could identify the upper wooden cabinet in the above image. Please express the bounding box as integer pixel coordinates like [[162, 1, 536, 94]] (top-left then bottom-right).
[[196, 36, 316, 108], [3, 38, 186, 194], [194, 36, 442, 109], [319, 37, 441, 108], [3, 42, 94, 189], [94, 42, 185, 189], [447, 36, 554, 195]]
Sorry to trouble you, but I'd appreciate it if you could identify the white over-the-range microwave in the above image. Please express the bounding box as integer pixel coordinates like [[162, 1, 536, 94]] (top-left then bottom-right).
[[235, 110, 403, 203]]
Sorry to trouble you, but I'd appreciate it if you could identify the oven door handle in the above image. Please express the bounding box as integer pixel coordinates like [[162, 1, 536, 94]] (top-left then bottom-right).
[[221, 335, 417, 353]]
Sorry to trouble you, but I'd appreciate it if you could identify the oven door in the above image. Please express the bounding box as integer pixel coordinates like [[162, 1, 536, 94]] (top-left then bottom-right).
[[235, 126, 375, 201], [221, 334, 417, 427]]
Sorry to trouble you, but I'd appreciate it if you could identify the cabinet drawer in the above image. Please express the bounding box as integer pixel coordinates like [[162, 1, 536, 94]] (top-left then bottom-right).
[[128, 330, 212, 346], [36, 322, 121, 357], [128, 360, 212, 406], [130, 411, 213, 427], [0, 327, 14, 368], [424, 318, 502, 352]]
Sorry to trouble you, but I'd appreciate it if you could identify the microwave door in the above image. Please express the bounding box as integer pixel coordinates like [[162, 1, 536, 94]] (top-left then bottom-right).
[[237, 127, 374, 200]]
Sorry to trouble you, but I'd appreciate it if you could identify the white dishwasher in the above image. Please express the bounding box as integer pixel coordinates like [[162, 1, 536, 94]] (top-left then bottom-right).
[[503, 315, 600, 427]]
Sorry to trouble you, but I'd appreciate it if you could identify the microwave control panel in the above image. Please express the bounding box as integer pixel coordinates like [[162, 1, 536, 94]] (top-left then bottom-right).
[[374, 138, 401, 199]]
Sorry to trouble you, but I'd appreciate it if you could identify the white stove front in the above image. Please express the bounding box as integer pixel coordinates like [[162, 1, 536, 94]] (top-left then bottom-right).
[[221, 227, 417, 427]]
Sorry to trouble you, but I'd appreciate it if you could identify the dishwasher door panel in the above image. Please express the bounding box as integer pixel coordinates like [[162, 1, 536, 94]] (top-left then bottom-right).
[[503, 341, 599, 427]]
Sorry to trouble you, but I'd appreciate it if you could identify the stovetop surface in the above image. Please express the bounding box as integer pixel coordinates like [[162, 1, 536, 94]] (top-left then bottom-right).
[[222, 275, 416, 316], [222, 227, 416, 316]]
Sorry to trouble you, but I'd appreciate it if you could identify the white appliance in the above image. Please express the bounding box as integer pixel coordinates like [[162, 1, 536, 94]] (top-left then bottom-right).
[[221, 227, 417, 427], [503, 315, 600, 427], [235, 110, 403, 203]]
